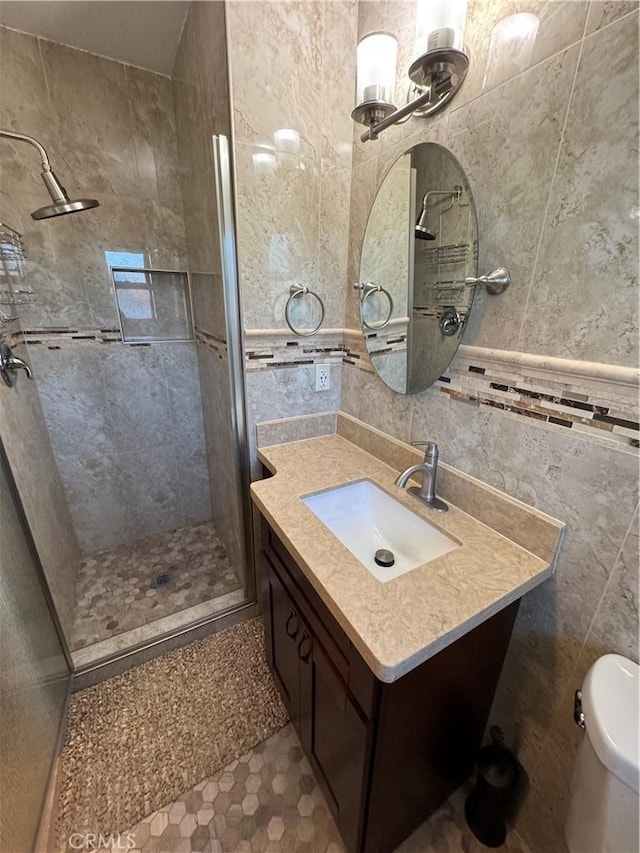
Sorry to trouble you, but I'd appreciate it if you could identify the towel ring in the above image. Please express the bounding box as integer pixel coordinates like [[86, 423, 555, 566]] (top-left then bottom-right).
[[285, 284, 325, 337], [354, 282, 394, 330]]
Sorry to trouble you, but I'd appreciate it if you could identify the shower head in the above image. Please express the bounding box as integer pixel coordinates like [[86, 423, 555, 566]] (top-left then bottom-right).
[[0, 129, 99, 220], [415, 201, 436, 241], [31, 198, 100, 220]]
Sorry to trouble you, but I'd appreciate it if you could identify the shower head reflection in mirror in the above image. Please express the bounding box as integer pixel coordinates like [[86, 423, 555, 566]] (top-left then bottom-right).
[[358, 142, 478, 395]]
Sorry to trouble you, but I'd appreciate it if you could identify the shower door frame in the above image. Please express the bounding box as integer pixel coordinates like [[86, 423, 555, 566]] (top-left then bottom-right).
[[212, 132, 256, 606]]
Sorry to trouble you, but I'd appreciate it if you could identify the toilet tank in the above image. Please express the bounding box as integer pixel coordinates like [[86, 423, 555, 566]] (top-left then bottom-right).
[[565, 654, 639, 853]]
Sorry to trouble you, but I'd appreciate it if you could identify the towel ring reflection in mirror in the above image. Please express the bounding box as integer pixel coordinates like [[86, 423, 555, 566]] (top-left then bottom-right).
[[354, 282, 394, 330], [284, 284, 325, 337]]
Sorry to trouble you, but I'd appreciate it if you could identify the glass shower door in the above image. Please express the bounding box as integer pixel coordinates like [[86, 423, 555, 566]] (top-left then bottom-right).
[[0, 445, 71, 852]]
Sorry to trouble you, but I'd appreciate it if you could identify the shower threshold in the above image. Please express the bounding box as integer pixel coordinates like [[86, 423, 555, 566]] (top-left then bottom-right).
[[70, 587, 246, 671]]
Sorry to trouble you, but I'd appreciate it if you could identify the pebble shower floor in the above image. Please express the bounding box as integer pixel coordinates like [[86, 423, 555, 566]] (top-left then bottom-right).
[[71, 520, 241, 648]]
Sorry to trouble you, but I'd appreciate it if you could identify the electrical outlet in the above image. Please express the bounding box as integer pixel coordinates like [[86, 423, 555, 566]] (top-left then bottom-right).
[[315, 363, 331, 392]]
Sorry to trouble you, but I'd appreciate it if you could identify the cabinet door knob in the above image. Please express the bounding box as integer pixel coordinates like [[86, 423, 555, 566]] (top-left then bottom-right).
[[286, 610, 299, 639], [298, 632, 312, 662]]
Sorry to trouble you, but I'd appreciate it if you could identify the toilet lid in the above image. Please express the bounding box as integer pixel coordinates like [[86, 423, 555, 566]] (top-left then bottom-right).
[[582, 654, 639, 794]]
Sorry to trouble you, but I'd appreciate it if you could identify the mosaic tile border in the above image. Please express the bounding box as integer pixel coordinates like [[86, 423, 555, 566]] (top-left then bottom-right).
[[0, 321, 23, 348], [244, 329, 346, 372], [340, 328, 638, 452], [11, 322, 637, 451], [21, 326, 123, 347], [196, 328, 228, 359]]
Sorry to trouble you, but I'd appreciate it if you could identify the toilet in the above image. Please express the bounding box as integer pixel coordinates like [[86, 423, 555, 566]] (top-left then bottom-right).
[[565, 654, 639, 853]]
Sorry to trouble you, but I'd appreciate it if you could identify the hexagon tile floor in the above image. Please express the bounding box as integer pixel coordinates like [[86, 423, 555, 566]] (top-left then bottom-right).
[[124, 725, 530, 853]]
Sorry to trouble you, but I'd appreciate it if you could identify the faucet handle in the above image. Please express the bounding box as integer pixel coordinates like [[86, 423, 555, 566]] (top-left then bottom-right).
[[411, 441, 438, 461]]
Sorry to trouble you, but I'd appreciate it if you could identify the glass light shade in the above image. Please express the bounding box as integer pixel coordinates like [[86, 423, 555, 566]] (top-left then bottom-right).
[[415, 0, 469, 57], [355, 31, 398, 106]]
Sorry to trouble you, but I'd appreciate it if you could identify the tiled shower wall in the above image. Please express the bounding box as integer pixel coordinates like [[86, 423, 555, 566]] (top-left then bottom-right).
[[341, 2, 639, 851], [225, 0, 358, 473], [172, 1, 247, 586], [0, 322, 80, 637], [0, 26, 211, 554]]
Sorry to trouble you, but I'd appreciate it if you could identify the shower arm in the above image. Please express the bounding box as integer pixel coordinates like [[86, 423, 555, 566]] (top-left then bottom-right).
[[420, 187, 463, 215], [0, 129, 68, 204]]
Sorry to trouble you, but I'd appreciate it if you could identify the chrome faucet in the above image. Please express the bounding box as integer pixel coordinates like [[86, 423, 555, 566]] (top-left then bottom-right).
[[394, 441, 448, 512]]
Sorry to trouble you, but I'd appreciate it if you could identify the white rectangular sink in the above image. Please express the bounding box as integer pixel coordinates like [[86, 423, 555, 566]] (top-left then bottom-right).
[[302, 479, 459, 582]]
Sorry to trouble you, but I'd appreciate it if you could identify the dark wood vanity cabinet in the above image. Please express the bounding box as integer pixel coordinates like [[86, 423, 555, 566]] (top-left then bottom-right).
[[260, 517, 519, 853]]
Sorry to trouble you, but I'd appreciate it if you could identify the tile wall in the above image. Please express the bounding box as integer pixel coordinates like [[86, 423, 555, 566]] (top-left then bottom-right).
[[225, 0, 358, 474], [0, 323, 80, 636], [0, 26, 211, 555], [340, 2, 639, 850]]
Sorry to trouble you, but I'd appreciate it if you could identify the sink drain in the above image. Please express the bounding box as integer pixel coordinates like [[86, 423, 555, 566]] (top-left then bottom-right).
[[374, 549, 395, 568]]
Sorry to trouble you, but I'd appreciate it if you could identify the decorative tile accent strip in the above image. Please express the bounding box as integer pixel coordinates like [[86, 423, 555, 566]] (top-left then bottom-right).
[[336, 328, 639, 452], [244, 328, 346, 371], [195, 327, 228, 358], [21, 326, 122, 347], [0, 322, 24, 348], [433, 357, 639, 450]]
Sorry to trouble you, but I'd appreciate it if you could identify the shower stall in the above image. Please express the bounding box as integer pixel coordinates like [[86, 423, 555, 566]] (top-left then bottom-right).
[[0, 3, 253, 677]]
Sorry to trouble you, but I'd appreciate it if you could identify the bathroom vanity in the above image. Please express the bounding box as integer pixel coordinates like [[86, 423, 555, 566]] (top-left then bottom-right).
[[251, 421, 565, 853], [261, 517, 518, 853]]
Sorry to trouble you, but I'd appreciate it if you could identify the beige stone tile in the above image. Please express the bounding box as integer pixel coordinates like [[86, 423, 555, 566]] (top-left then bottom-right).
[[39, 39, 138, 197], [235, 142, 321, 330], [0, 27, 53, 144], [256, 412, 337, 448], [460, 0, 589, 104], [227, 1, 323, 153], [581, 505, 639, 662], [321, 1, 358, 168], [585, 0, 639, 34], [318, 160, 352, 328], [347, 157, 380, 329], [519, 11, 639, 366], [448, 43, 581, 351], [357, 369, 414, 441]]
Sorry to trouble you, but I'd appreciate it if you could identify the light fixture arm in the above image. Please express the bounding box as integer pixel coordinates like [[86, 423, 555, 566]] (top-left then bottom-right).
[[360, 86, 435, 142], [0, 128, 68, 204]]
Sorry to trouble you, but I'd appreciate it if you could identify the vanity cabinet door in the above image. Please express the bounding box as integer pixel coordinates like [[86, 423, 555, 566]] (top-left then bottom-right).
[[264, 560, 303, 720], [299, 632, 371, 853]]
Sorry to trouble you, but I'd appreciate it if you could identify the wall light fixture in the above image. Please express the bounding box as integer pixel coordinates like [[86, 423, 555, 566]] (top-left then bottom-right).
[[352, 0, 470, 143]]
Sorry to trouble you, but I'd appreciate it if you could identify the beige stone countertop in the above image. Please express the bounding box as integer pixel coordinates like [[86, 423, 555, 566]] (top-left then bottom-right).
[[251, 434, 558, 683]]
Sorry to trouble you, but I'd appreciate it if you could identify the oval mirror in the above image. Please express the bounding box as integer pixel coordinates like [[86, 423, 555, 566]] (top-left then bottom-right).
[[358, 142, 478, 394]]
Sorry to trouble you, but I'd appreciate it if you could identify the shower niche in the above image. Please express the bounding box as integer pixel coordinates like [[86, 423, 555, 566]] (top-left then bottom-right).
[[111, 267, 194, 343], [356, 142, 510, 394]]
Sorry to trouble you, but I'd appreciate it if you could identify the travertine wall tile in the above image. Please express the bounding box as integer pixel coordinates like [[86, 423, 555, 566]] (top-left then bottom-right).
[[227, 0, 357, 476], [0, 340, 80, 636], [519, 11, 639, 365]]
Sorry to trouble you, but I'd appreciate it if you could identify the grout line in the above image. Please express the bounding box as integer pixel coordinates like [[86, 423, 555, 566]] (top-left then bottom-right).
[[514, 15, 591, 351]]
